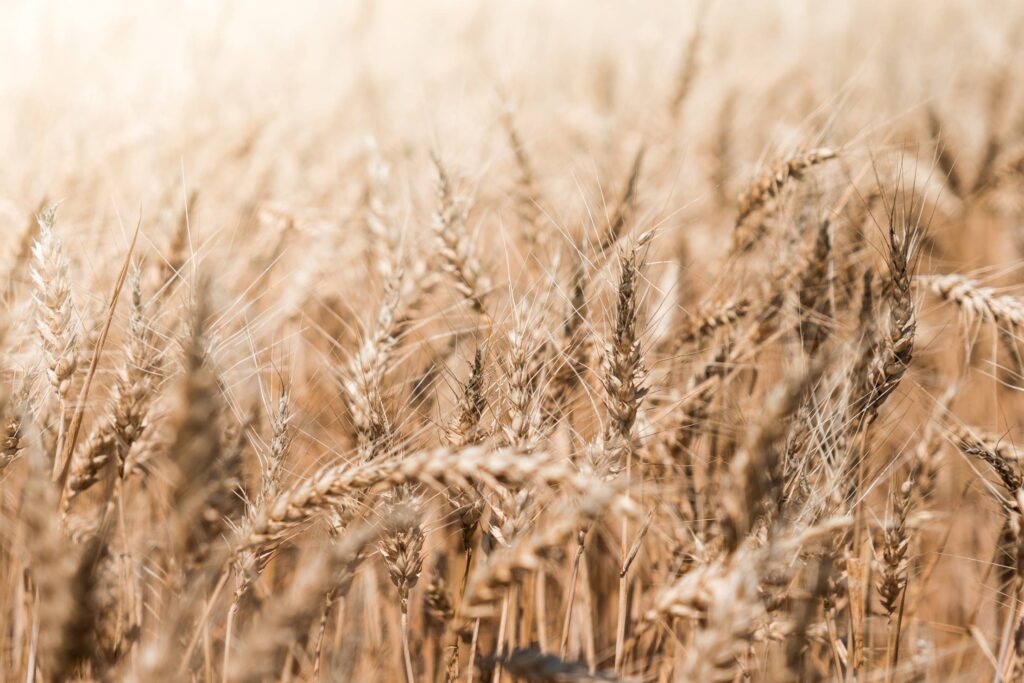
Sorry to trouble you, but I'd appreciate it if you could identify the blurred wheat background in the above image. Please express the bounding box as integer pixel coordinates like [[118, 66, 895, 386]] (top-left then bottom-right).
[[2, 1, 1024, 681]]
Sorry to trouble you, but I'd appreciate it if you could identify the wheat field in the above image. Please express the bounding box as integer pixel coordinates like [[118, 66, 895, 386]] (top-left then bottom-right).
[[2, 1, 1024, 681]]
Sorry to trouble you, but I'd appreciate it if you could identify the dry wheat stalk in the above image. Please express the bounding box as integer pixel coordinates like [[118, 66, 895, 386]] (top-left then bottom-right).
[[22, 436, 110, 682]]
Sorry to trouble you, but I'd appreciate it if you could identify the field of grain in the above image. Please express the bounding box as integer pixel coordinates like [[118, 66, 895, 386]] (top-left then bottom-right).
[[3, 1, 1024, 681]]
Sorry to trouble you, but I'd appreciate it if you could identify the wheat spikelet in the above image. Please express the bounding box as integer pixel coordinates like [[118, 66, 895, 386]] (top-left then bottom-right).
[[734, 148, 838, 230], [240, 446, 610, 554], [431, 152, 490, 317], [853, 219, 916, 425], [545, 259, 590, 422], [231, 391, 294, 604], [424, 556, 455, 635], [923, 273, 1024, 329], [796, 217, 833, 354], [502, 308, 548, 453], [601, 232, 651, 459], [64, 419, 118, 502], [262, 389, 292, 504], [65, 268, 159, 504], [341, 270, 402, 460], [681, 298, 750, 346], [950, 425, 1022, 492], [31, 205, 78, 404], [447, 347, 488, 448], [876, 476, 912, 618], [445, 349, 488, 554], [380, 500, 426, 615], [1, 393, 23, 472]]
